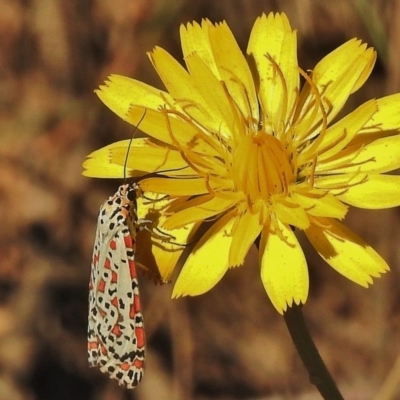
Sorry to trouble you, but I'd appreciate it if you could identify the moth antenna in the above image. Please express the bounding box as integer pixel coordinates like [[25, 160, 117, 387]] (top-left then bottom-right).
[[124, 109, 147, 181]]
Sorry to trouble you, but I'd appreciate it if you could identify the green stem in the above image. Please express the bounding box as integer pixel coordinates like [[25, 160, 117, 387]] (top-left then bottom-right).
[[283, 305, 344, 400]]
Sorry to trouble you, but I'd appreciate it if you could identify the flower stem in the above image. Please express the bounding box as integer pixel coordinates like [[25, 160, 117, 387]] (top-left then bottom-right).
[[283, 304, 344, 400]]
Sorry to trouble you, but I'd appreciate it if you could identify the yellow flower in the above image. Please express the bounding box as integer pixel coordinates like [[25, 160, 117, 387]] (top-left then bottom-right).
[[83, 13, 400, 314]]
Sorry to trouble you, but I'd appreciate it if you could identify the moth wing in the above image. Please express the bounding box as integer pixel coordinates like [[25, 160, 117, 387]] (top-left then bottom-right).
[[88, 221, 145, 388]]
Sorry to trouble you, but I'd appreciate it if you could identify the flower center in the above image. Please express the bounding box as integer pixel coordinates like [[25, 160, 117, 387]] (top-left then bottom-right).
[[232, 131, 294, 205]]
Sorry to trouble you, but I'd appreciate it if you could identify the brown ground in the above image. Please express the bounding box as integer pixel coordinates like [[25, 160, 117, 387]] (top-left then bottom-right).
[[1, 1, 400, 399]]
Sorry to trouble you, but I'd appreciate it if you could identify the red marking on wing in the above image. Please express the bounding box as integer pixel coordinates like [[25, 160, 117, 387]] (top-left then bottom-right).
[[100, 343, 107, 356], [88, 340, 98, 350], [93, 253, 99, 265], [135, 327, 145, 349], [133, 358, 145, 369], [111, 324, 122, 337], [124, 235, 133, 248], [111, 270, 118, 283], [130, 294, 141, 319], [98, 279, 106, 293], [111, 297, 118, 308]]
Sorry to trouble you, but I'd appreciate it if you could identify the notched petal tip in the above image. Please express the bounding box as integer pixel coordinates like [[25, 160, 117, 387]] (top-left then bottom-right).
[[279, 297, 306, 315], [305, 218, 390, 288], [82, 151, 124, 179], [260, 224, 309, 315]]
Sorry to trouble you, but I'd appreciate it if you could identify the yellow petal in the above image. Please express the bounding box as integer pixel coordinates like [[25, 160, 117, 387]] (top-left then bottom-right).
[[149, 47, 228, 137], [96, 74, 171, 119], [295, 39, 376, 141], [140, 177, 208, 196], [83, 138, 196, 178], [136, 195, 199, 281], [135, 229, 184, 282], [111, 140, 196, 176], [96, 76, 172, 143], [97, 75, 217, 154], [363, 93, 400, 131], [181, 20, 258, 122], [208, 21, 259, 121], [172, 212, 236, 297], [180, 20, 216, 74], [247, 13, 299, 132], [316, 134, 400, 175], [299, 99, 377, 165], [305, 218, 389, 286], [272, 198, 310, 229], [260, 221, 308, 314], [311, 39, 376, 123], [82, 140, 131, 178], [291, 187, 348, 219], [183, 52, 237, 140], [229, 210, 263, 267], [336, 174, 400, 209], [163, 194, 238, 229]]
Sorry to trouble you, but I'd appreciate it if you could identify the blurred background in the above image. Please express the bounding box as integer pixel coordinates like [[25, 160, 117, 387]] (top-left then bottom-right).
[[1, 0, 400, 399]]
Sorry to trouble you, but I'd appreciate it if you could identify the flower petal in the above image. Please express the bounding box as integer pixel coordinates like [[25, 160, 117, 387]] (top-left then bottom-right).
[[299, 99, 377, 165], [180, 20, 216, 74], [181, 18, 258, 121], [311, 39, 376, 123], [96, 74, 171, 119], [140, 177, 208, 196], [208, 21, 259, 121], [316, 134, 400, 175], [163, 194, 238, 229], [260, 221, 308, 314], [97, 75, 217, 154], [272, 197, 310, 229], [295, 39, 376, 142], [336, 174, 400, 209], [183, 52, 238, 139], [305, 218, 389, 286], [82, 140, 131, 178], [113, 145, 194, 176], [247, 13, 299, 132], [149, 47, 234, 138], [83, 138, 196, 178], [172, 212, 236, 297], [291, 186, 348, 219], [229, 210, 263, 267], [136, 195, 199, 281], [362, 93, 400, 132]]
